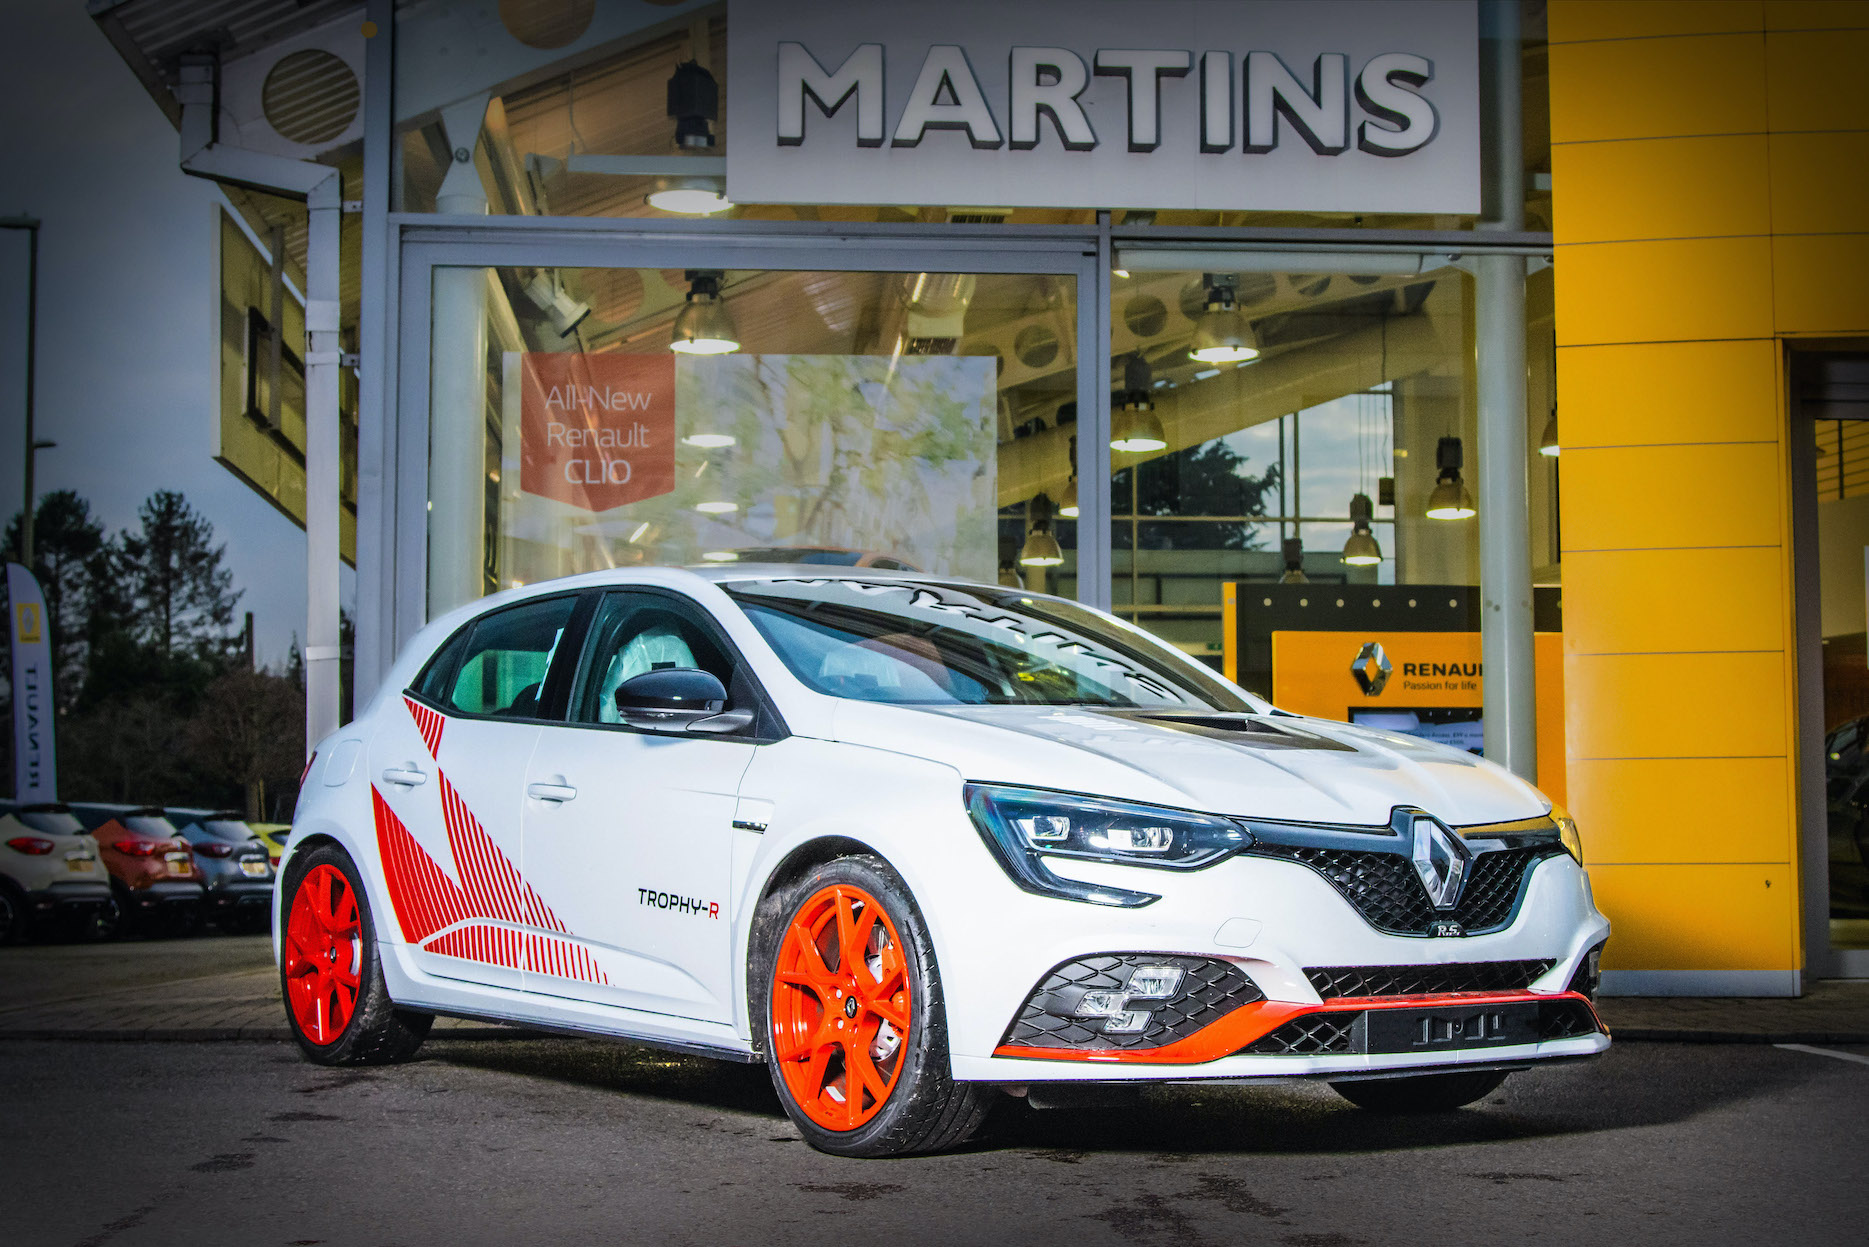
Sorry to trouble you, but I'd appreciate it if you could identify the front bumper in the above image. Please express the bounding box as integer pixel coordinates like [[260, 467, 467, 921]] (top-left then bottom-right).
[[939, 847, 1610, 1083]]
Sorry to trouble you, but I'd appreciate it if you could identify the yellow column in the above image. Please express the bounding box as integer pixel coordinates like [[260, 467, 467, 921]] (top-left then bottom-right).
[[1550, 0, 1869, 993]]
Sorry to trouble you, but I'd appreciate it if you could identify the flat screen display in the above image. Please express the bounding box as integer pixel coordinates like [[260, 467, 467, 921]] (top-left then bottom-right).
[[1350, 707, 1484, 756]]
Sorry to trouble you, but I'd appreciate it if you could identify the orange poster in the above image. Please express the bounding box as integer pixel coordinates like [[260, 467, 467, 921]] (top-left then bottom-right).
[[518, 353, 676, 512]]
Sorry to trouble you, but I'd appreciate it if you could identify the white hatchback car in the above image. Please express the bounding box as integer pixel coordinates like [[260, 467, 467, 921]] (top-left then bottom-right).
[[280, 567, 1608, 1157]]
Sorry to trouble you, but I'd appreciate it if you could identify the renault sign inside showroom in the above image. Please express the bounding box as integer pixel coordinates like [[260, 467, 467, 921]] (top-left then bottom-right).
[[727, 0, 1479, 213]]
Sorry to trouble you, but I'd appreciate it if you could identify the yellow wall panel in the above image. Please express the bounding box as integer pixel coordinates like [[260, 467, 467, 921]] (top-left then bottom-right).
[[1565, 651, 1788, 758], [1557, 340, 1781, 447], [1554, 237, 1774, 346], [1552, 135, 1771, 244], [1765, 1, 1869, 30], [1768, 132, 1869, 235], [1563, 547, 1787, 654], [1560, 443, 1784, 551], [1589, 864, 1798, 970], [1765, 29, 1869, 129], [1567, 757, 1795, 864], [1549, 34, 1767, 143], [1772, 234, 1869, 334], [1551, 1, 1762, 42]]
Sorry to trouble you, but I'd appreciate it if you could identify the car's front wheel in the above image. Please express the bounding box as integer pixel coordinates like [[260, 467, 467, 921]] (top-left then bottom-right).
[[1331, 1069, 1510, 1113], [280, 843, 432, 1065], [754, 855, 993, 1158]]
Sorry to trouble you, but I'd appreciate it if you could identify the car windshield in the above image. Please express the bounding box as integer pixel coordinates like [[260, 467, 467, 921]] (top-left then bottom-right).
[[17, 810, 83, 835], [199, 820, 254, 839], [725, 578, 1262, 711], [120, 817, 181, 839]]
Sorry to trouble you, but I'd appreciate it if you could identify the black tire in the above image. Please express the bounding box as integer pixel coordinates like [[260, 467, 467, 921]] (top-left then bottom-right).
[[752, 854, 993, 1158], [0, 880, 28, 944], [281, 843, 432, 1066], [1331, 1069, 1510, 1113]]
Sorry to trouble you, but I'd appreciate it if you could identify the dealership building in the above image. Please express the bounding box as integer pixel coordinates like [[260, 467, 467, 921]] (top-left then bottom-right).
[[88, 0, 1869, 993]]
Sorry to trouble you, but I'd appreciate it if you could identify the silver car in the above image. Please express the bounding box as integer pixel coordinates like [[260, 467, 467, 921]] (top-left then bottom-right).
[[165, 808, 275, 935]]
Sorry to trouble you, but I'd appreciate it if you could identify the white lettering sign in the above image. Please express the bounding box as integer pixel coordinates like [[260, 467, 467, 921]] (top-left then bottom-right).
[[728, 0, 1479, 213]]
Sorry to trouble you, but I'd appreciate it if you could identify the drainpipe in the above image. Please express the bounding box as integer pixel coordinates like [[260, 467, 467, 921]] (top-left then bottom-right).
[[1475, 0, 1536, 782], [177, 54, 344, 756]]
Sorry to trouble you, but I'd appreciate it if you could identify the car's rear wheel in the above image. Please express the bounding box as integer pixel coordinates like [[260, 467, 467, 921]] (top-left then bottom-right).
[[281, 843, 432, 1065], [0, 881, 27, 944], [754, 855, 992, 1158], [1331, 1069, 1510, 1113]]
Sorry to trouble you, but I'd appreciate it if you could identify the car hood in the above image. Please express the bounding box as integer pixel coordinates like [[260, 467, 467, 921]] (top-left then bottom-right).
[[825, 701, 1548, 827]]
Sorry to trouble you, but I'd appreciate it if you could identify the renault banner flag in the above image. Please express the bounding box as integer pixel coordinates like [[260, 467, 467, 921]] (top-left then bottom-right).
[[6, 562, 57, 802]]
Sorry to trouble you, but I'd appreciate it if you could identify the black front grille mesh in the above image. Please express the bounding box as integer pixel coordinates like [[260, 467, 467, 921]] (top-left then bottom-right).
[[1245, 841, 1563, 936], [1306, 959, 1555, 999], [1246, 1014, 1359, 1055], [1000, 954, 1264, 1051]]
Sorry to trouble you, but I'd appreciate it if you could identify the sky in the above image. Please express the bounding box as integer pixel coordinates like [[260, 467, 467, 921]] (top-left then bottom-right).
[[0, 2, 354, 671]]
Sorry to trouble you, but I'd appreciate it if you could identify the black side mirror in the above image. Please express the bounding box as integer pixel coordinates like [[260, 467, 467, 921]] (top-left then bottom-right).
[[614, 668, 728, 731]]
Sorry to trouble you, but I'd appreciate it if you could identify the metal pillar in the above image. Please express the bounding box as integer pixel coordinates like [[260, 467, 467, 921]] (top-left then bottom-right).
[[303, 179, 344, 749], [425, 95, 493, 616], [2, 216, 44, 565], [1476, 0, 1536, 781]]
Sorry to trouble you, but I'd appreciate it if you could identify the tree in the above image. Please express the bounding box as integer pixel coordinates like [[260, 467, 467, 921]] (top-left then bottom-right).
[[1118, 441, 1282, 550], [5, 490, 109, 710], [187, 668, 305, 819], [117, 490, 242, 661]]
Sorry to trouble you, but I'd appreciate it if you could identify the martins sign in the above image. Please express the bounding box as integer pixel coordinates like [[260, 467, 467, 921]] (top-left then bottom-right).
[[728, 0, 1479, 213]]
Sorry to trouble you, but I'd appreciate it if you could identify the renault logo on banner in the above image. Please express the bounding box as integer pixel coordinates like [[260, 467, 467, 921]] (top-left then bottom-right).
[[1350, 641, 1391, 696], [1408, 812, 1468, 910]]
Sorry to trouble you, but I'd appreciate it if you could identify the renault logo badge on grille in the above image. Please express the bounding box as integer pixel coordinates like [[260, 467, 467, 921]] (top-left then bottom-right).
[[1409, 814, 1468, 909], [1350, 641, 1392, 696]]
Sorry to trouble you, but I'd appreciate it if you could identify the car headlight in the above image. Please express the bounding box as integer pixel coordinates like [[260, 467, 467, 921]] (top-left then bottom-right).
[[1551, 804, 1584, 865], [965, 783, 1251, 908]]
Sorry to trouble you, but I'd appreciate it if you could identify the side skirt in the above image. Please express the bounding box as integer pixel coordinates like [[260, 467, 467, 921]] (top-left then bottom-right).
[[423, 1004, 761, 1065]]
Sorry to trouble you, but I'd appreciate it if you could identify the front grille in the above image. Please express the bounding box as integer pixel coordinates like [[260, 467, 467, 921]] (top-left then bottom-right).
[[1305, 960, 1556, 999], [1243, 999, 1601, 1058], [1245, 841, 1563, 936], [1246, 1013, 1359, 1055], [1000, 954, 1264, 1051]]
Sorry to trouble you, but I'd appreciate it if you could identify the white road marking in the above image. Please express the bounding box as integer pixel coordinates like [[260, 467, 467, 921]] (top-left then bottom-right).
[[1774, 1043, 1869, 1067]]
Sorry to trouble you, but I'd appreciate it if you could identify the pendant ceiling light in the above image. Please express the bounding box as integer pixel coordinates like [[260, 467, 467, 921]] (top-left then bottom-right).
[[1540, 408, 1560, 457], [647, 175, 732, 215], [670, 270, 739, 355], [1279, 536, 1308, 584], [1111, 353, 1168, 452], [1059, 435, 1080, 517], [1189, 274, 1261, 365], [1342, 492, 1382, 565], [1020, 492, 1065, 566], [1426, 435, 1476, 520]]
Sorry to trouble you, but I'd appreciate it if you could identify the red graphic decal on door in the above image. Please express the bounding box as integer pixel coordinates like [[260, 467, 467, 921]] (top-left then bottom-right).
[[405, 696, 445, 758], [372, 769, 607, 985]]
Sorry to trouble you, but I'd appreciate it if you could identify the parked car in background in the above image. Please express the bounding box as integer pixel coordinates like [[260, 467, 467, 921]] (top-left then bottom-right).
[[69, 804, 206, 937], [250, 823, 290, 869], [165, 809, 275, 934], [0, 801, 114, 942]]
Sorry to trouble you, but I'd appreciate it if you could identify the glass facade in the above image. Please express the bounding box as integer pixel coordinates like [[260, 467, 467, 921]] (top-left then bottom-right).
[[424, 265, 1080, 615]]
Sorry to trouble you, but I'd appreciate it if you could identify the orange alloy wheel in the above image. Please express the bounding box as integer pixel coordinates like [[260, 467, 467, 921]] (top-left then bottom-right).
[[284, 863, 363, 1045], [770, 883, 912, 1131]]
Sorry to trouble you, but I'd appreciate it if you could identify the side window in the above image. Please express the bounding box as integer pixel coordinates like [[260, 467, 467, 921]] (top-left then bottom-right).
[[443, 595, 578, 718], [572, 592, 744, 726], [412, 627, 470, 706]]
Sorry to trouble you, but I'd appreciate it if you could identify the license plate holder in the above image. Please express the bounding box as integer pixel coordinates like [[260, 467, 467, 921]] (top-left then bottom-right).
[[239, 859, 269, 878], [164, 852, 191, 876], [1366, 1002, 1544, 1053]]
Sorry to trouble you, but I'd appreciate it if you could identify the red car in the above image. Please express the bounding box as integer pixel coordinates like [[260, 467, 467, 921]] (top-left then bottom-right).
[[70, 804, 207, 937]]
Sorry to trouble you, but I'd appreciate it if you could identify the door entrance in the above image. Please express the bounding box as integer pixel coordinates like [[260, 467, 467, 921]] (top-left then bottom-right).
[[1792, 352, 1869, 978]]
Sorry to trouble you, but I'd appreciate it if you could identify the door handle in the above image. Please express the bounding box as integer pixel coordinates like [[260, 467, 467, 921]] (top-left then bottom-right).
[[381, 766, 428, 787], [527, 782, 577, 803]]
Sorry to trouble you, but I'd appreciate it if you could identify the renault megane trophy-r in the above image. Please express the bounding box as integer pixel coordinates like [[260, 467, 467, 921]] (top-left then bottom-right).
[[277, 567, 1607, 1158]]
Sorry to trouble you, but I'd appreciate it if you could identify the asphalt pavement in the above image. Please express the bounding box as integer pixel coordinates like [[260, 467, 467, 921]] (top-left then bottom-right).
[[4, 936, 1867, 1246], [5, 1035, 1867, 1247]]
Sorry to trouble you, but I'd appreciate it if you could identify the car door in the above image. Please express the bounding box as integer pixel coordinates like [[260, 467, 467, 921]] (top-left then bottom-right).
[[520, 588, 766, 1022], [367, 591, 585, 994]]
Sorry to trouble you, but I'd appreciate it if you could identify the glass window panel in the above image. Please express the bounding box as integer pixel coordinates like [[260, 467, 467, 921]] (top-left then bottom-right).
[[426, 267, 1077, 614]]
